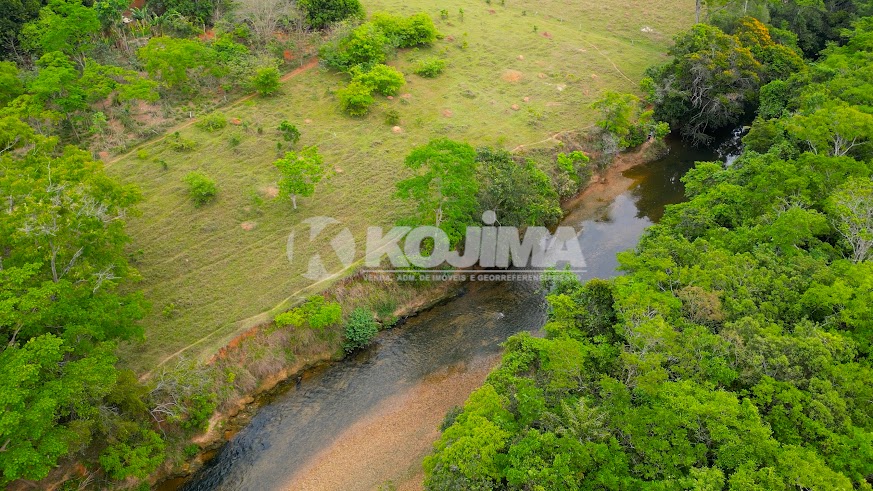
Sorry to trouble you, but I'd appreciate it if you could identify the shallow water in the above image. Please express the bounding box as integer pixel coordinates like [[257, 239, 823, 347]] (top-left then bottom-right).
[[179, 137, 720, 491]]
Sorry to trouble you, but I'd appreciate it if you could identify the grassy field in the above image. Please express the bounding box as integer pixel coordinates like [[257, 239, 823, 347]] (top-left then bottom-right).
[[110, 0, 696, 373]]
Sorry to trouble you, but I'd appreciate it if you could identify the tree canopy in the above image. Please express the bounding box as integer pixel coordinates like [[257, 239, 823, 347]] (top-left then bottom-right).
[[425, 17, 873, 491]]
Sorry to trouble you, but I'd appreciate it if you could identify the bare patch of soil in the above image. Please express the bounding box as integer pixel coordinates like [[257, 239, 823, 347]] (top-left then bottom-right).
[[261, 185, 280, 199], [502, 69, 523, 83]]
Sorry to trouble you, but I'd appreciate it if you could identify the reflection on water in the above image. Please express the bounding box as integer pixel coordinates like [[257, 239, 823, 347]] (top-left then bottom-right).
[[180, 137, 721, 491]]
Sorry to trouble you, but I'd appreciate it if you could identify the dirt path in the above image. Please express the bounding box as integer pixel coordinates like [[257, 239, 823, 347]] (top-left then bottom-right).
[[107, 58, 319, 167], [586, 41, 634, 83]]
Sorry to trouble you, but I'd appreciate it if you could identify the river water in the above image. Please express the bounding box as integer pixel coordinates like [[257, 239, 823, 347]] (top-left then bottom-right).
[[179, 138, 722, 491]]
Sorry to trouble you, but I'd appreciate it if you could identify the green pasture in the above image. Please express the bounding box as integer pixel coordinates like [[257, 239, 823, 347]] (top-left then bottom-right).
[[111, 0, 695, 372]]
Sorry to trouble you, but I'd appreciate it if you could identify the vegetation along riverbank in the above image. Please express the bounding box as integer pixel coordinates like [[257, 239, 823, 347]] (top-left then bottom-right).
[[424, 5, 873, 491]]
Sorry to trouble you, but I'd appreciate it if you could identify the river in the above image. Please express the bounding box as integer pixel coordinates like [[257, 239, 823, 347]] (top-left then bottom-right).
[[178, 137, 724, 491]]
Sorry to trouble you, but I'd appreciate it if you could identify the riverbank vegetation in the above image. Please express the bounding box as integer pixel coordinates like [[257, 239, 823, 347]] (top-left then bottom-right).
[[425, 6, 873, 490]]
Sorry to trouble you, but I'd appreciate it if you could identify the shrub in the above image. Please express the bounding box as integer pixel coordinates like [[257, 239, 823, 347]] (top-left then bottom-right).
[[168, 132, 197, 151], [180, 392, 217, 432], [250, 65, 281, 96], [184, 444, 200, 459], [183, 171, 218, 206], [385, 109, 400, 126], [228, 133, 242, 147], [337, 80, 375, 116], [344, 307, 379, 352], [275, 309, 306, 328], [278, 120, 301, 143], [320, 22, 389, 71], [196, 113, 227, 132], [556, 151, 591, 187], [371, 12, 440, 48], [304, 296, 343, 329], [275, 296, 342, 329], [352, 64, 405, 96], [298, 0, 364, 29], [99, 427, 166, 480], [413, 57, 446, 78]]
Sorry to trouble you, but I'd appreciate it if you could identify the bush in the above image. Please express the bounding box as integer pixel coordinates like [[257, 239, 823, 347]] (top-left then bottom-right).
[[385, 109, 400, 126], [337, 80, 375, 116], [196, 113, 228, 132], [250, 65, 281, 96], [413, 57, 446, 78], [99, 426, 166, 480], [278, 120, 301, 143], [344, 307, 379, 352], [275, 296, 342, 330], [184, 443, 200, 459], [352, 64, 405, 96], [180, 392, 217, 432], [320, 22, 390, 71], [555, 151, 591, 188], [183, 171, 218, 206], [298, 0, 364, 29], [371, 12, 440, 48], [167, 132, 197, 151]]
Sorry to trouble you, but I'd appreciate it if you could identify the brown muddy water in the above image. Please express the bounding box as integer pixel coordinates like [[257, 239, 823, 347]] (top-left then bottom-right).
[[177, 137, 724, 491]]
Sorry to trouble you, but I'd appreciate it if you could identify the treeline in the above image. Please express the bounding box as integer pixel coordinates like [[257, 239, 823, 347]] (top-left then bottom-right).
[[424, 14, 873, 491], [0, 0, 367, 153], [393, 89, 674, 246]]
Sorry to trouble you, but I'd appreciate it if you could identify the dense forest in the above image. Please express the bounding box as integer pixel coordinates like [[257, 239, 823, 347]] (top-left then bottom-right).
[[424, 5, 873, 491]]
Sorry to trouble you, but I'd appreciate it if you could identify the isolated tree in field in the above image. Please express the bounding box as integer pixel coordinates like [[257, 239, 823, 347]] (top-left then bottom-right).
[[183, 171, 218, 206], [277, 120, 300, 144], [828, 177, 873, 263], [274, 146, 326, 209], [396, 139, 478, 246]]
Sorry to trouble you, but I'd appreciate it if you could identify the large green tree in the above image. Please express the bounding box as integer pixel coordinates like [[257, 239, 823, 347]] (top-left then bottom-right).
[[274, 146, 327, 209], [20, 0, 100, 60], [396, 138, 479, 246], [0, 130, 150, 483]]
